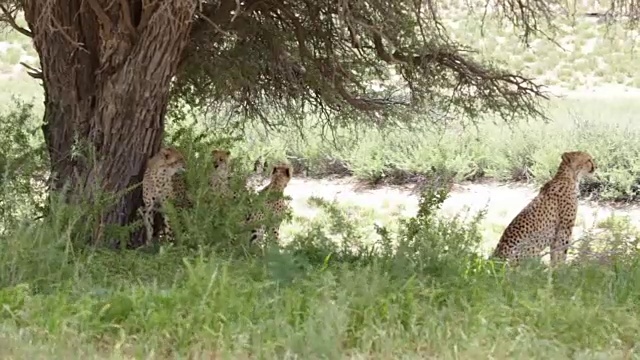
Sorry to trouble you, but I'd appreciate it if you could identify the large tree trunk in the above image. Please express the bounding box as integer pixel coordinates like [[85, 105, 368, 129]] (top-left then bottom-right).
[[23, 1, 197, 247]]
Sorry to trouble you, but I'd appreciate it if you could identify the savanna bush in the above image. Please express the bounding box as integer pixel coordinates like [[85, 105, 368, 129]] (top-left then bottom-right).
[[0, 145, 639, 356], [0, 99, 47, 230], [0, 100, 640, 356]]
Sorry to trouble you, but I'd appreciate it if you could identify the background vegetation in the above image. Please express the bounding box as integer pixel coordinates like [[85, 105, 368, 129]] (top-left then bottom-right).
[[0, 2, 640, 357]]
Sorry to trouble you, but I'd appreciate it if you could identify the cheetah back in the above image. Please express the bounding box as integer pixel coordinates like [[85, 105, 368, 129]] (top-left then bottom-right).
[[493, 177, 578, 262]]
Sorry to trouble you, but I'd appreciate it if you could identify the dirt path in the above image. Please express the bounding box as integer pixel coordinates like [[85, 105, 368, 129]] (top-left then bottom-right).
[[280, 177, 640, 252]]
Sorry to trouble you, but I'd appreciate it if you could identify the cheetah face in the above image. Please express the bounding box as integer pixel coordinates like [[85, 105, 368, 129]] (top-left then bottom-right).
[[161, 147, 186, 175], [585, 158, 596, 175], [253, 158, 268, 175], [211, 149, 231, 170], [270, 163, 292, 188], [561, 151, 596, 178]]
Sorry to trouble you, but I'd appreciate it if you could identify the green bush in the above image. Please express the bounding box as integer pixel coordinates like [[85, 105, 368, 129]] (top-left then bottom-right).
[[215, 97, 640, 202], [0, 99, 47, 231], [0, 170, 639, 357]]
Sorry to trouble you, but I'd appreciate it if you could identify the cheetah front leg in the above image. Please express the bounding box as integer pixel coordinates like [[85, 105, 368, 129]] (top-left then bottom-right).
[[249, 225, 280, 245], [161, 214, 176, 242], [269, 224, 281, 242], [550, 225, 573, 267], [250, 225, 266, 244], [140, 205, 155, 246]]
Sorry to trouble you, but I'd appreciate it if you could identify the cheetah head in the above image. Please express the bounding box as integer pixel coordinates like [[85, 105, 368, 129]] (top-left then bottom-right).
[[156, 147, 187, 175], [561, 151, 596, 179], [211, 149, 231, 170], [269, 163, 292, 189], [253, 158, 268, 176]]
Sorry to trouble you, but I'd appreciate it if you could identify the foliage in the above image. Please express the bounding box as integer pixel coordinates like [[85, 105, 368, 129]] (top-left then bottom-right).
[[173, 0, 552, 130], [0, 99, 46, 230], [0, 163, 638, 357], [223, 97, 640, 202], [1, 0, 593, 134]]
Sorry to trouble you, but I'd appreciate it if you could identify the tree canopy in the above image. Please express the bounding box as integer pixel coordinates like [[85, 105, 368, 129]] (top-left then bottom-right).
[[5, 0, 638, 130], [176, 0, 554, 127]]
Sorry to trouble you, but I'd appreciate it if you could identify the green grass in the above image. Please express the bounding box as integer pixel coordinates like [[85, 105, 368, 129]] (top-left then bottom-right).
[[0, 186, 640, 358]]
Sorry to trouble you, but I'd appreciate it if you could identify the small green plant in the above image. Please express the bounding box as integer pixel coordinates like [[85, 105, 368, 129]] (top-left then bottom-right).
[[0, 46, 22, 66]]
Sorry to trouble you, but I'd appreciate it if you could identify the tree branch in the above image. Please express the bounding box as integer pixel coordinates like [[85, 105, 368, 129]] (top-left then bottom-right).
[[370, 30, 548, 100], [269, 2, 387, 111], [20, 61, 43, 79], [191, 0, 260, 37], [0, 4, 32, 37]]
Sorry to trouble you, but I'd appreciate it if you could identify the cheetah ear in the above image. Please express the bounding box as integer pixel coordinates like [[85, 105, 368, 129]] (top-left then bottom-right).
[[225, 150, 231, 156], [161, 148, 171, 159], [561, 152, 571, 164], [271, 166, 278, 175], [284, 167, 291, 178]]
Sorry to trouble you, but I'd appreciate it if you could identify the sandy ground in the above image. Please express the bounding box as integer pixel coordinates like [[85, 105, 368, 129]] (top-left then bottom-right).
[[277, 177, 640, 253]]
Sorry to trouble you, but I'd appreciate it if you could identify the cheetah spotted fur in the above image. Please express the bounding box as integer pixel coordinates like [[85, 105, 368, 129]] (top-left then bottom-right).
[[141, 147, 189, 244], [209, 148, 269, 199], [244, 163, 293, 244], [492, 151, 596, 266], [209, 149, 234, 198]]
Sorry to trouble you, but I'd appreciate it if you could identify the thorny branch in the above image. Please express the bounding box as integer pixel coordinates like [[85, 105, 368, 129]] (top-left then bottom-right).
[[175, 0, 564, 130], [3, 0, 640, 131], [20, 61, 42, 79], [0, 3, 31, 37]]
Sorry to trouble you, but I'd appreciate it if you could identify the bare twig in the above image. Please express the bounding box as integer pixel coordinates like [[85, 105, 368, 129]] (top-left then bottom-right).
[[229, 0, 242, 23], [0, 4, 32, 37], [49, 14, 85, 49], [20, 61, 43, 79], [196, 10, 233, 36]]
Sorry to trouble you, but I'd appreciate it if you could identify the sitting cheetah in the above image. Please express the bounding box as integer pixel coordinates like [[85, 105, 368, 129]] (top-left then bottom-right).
[[246, 157, 269, 191], [492, 151, 596, 266], [171, 171, 194, 209], [141, 147, 189, 244], [209, 149, 233, 198], [209, 149, 269, 199], [244, 163, 293, 244]]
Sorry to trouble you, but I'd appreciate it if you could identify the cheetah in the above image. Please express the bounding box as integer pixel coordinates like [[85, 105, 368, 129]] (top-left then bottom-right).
[[244, 163, 293, 244], [246, 157, 269, 191], [141, 147, 189, 244], [171, 171, 194, 209], [209, 149, 269, 199], [209, 149, 233, 198], [492, 151, 596, 267]]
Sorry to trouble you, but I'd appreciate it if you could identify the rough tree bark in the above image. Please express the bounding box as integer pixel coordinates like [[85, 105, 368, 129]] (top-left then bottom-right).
[[23, 1, 197, 247]]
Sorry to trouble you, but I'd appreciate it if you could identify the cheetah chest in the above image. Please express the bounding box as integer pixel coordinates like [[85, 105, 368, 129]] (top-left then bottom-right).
[[151, 172, 178, 202]]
